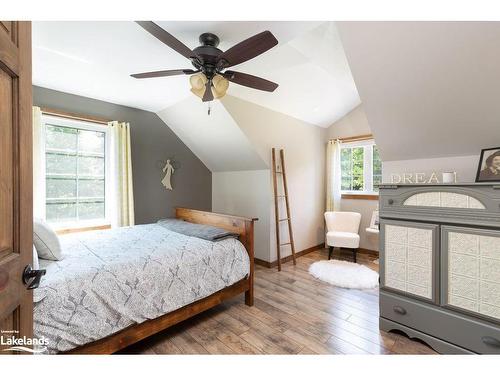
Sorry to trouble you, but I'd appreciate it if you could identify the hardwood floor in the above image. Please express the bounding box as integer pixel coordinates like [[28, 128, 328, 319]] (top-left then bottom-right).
[[120, 248, 437, 355]]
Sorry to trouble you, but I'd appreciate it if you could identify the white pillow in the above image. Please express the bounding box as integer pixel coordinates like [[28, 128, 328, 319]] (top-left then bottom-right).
[[33, 219, 64, 261], [32, 245, 40, 270]]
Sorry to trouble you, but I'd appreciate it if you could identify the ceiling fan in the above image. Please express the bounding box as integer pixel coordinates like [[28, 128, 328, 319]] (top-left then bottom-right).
[[131, 21, 279, 103]]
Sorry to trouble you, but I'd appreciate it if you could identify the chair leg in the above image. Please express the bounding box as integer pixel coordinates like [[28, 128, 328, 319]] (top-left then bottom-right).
[[328, 246, 333, 260], [353, 248, 358, 263]]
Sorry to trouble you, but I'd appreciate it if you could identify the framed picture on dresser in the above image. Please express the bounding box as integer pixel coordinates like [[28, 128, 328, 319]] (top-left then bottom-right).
[[476, 147, 500, 182]]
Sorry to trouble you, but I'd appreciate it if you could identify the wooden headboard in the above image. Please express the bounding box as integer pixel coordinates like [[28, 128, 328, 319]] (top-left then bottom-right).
[[175, 207, 257, 307], [175, 207, 258, 256]]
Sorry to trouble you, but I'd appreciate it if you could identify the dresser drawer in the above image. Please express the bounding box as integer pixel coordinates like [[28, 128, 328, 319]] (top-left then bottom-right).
[[380, 291, 500, 354]]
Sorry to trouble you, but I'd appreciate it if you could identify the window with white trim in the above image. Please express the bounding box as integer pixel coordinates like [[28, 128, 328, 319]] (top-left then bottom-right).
[[40, 115, 112, 228], [340, 139, 382, 194]]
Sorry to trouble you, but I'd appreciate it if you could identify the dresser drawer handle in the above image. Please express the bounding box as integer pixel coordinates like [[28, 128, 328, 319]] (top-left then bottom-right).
[[388, 199, 394, 205], [393, 306, 407, 315], [482, 336, 500, 348]]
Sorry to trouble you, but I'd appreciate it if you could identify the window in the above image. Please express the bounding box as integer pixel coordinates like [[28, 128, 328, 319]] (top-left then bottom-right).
[[340, 139, 381, 194], [41, 115, 111, 228], [372, 145, 382, 192]]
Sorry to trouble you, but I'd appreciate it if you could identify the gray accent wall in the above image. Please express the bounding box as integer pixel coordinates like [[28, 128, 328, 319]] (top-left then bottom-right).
[[33, 86, 212, 224]]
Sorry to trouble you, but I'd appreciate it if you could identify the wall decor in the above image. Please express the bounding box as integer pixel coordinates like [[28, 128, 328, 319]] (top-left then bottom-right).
[[390, 171, 457, 184], [475, 147, 500, 182], [156, 157, 181, 191]]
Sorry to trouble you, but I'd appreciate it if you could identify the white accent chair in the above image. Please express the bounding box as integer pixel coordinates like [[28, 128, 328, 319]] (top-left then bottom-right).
[[324, 211, 362, 262]]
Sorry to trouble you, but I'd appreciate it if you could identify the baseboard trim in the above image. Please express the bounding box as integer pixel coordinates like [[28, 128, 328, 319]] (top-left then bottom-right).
[[326, 246, 379, 257], [255, 243, 324, 268], [255, 245, 379, 267], [358, 247, 379, 256]]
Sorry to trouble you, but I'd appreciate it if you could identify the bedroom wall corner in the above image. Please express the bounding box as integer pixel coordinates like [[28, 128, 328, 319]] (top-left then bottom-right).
[[212, 170, 272, 262], [221, 95, 327, 261], [326, 104, 379, 252]]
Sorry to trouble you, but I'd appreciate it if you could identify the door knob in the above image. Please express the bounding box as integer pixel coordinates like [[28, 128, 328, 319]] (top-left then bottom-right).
[[22, 265, 46, 290]]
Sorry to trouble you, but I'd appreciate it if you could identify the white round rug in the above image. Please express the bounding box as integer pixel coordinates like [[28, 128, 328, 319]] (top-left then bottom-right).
[[308, 260, 379, 289]]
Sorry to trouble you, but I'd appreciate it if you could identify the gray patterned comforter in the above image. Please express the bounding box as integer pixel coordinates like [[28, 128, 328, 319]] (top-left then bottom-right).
[[33, 223, 250, 353]]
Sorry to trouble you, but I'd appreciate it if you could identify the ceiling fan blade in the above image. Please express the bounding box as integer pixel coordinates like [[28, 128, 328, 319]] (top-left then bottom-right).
[[224, 71, 278, 92], [217, 31, 278, 68], [136, 21, 197, 60], [202, 80, 214, 102], [131, 69, 197, 79]]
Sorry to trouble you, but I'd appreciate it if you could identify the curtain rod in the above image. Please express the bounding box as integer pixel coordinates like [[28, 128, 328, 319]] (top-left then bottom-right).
[[41, 107, 110, 125], [332, 134, 373, 143]]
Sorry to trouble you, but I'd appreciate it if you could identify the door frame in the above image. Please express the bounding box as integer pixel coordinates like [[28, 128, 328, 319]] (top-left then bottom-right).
[[0, 21, 34, 354]]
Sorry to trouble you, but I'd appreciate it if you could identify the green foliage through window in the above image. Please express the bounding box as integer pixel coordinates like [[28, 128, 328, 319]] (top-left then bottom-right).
[[340, 142, 382, 193], [372, 145, 382, 192], [341, 147, 364, 191]]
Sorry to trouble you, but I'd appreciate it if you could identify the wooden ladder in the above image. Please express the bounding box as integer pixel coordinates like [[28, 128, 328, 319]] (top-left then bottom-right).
[[272, 148, 296, 271]]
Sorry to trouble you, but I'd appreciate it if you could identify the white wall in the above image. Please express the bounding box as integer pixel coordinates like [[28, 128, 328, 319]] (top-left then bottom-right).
[[212, 170, 272, 261], [337, 22, 500, 163], [326, 104, 379, 252], [382, 154, 480, 183], [157, 96, 267, 172], [222, 95, 327, 261], [339, 199, 379, 251]]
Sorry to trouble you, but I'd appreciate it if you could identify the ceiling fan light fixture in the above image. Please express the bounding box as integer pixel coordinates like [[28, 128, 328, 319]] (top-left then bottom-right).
[[211, 74, 229, 99], [132, 23, 279, 104], [189, 72, 208, 99]]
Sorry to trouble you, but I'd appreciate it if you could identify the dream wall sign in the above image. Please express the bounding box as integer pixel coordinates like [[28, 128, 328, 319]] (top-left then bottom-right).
[[390, 172, 457, 184]]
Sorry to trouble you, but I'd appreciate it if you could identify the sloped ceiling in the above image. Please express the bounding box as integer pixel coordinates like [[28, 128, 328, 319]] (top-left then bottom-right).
[[33, 21, 361, 173], [157, 97, 266, 172], [227, 22, 361, 126], [32, 21, 360, 127], [337, 22, 500, 162]]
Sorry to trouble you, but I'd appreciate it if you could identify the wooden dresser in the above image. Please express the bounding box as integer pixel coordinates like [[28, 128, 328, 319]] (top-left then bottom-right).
[[379, 183, 500, 354]]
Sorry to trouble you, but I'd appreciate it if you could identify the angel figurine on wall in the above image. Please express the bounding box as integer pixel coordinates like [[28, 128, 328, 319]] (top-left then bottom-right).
[[161, 159, 175, 190]]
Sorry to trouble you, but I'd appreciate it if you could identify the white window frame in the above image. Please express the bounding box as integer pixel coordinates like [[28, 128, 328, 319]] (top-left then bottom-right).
[[340, 139, 380, 195], [40, 114, 112, 230]]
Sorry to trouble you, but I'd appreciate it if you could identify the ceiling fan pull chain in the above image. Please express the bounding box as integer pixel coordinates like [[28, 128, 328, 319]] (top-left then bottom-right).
[[208, 102, 211, 116]]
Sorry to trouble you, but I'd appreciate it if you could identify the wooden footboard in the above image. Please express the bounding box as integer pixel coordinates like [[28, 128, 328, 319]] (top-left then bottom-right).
[[65, 208, 257, 354]]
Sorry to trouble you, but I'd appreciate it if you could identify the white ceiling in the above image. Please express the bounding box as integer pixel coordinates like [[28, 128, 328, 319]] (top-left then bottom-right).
[[157, 96, 267, 172], [32, 21, 360, 127], [337, 21, 500, 161]]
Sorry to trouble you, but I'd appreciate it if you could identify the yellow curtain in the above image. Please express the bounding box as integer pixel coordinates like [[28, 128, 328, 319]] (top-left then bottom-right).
[[325, 139, 342, 212], [32, 106, 45, 219], [109, 121, 135, 227]]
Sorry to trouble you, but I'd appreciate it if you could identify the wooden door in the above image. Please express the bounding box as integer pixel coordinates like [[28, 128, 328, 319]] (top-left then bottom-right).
[[0, 21, 33, 354]]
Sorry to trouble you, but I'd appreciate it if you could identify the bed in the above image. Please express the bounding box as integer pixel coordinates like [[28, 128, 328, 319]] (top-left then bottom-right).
[[33, 208, 256, 354]]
